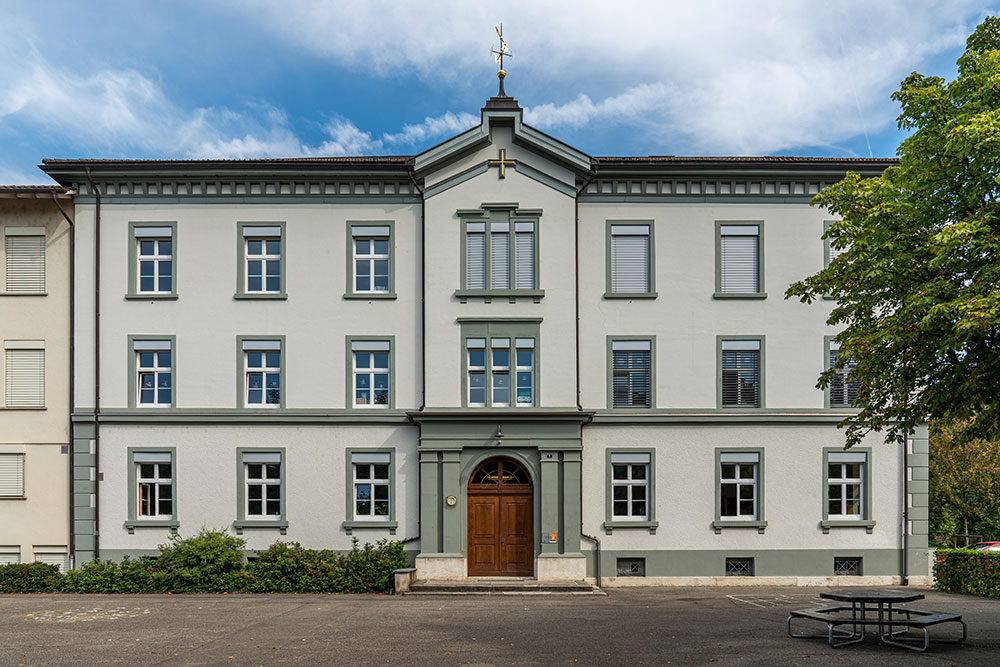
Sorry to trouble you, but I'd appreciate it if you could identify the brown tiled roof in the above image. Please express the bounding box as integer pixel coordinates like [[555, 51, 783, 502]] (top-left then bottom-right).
[[0, 184, 72, 198], [593, 155, 897, 170], [41, 156, 412, 166]]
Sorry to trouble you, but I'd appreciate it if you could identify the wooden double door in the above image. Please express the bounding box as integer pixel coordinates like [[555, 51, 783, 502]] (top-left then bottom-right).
[[467, 458, 534, 576]]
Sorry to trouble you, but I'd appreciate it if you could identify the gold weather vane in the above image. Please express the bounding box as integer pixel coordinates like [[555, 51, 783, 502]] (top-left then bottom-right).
[[490, 24, 513, 97]]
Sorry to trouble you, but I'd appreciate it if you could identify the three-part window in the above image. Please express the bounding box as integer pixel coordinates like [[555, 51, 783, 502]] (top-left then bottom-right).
[[463, 218, 536, 292], [466, 336, 534, 407]]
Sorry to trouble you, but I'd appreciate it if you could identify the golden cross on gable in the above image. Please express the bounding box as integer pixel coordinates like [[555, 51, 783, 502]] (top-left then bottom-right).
[[488, 148, 515, 178]]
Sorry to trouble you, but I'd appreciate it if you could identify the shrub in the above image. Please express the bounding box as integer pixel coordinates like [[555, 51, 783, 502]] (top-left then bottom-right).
[[342, 539, 408, 593], [933, 549, 1000, 599], [242, 542, 344, 593], [155, 528, 246, 592], [0, 562, 62, 593], [62, 557, 164, 594]]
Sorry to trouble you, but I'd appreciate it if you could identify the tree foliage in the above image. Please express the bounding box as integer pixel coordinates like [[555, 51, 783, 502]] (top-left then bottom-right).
[[786, 17, 1000, 447], [929, 422, 1000, 543]]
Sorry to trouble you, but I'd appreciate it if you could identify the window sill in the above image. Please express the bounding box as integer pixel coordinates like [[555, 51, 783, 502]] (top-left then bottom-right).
[[343, 292, 397, 300], [603, 520, 658, 535], [343, 520, 398, 535], [125, 520, 179, 534], [713, 520, 767, 534], [234, 520, 288, 535], [603, 292, 658, 299], [0, 406, 46, 410], [821, 519, 875, 534], [0, 292, 47, 297], [233, 293, 288, 300], [0, 495, 27, 501], [125, 294, 178, 301], [455, 289, 545, 304], [713, 292, 768, 300]]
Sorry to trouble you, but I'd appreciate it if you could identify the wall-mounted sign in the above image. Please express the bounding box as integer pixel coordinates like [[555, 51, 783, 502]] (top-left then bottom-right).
[[445, 495, 458, 506], [543, 532, 558, 543]]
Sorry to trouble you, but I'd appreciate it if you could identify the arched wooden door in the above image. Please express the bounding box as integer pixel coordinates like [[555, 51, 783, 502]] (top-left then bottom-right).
[[467, 458, 534, 576]]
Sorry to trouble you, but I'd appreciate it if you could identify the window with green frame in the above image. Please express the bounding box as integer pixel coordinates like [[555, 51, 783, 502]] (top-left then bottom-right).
[[461, 319, 540, 407], [457, 204, 542, 301]]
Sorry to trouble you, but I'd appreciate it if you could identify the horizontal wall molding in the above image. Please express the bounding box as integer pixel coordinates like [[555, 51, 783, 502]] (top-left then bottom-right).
[[71, 410, 413, 425]]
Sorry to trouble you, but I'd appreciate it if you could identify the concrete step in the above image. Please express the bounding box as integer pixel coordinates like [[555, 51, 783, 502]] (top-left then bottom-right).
[[404, 579, 604, 596]]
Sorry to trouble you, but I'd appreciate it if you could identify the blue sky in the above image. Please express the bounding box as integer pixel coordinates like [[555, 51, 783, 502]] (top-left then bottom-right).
[[0, 1, 995, 184]]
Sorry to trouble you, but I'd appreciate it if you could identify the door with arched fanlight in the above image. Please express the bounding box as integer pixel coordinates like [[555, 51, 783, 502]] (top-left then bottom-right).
[[467, 457, 533, 576]]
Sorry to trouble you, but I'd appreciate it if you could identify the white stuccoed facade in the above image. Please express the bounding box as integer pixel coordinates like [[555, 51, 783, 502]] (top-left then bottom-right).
[[43, 88, 930, 585]]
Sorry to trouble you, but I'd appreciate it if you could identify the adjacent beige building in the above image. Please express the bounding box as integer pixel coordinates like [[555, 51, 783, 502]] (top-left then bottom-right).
[[0, 186, 73, 571]]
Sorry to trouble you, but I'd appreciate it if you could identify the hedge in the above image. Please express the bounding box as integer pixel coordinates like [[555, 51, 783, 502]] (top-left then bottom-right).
[[933, 549, 1000, 599], [0, 529, 408, 594]]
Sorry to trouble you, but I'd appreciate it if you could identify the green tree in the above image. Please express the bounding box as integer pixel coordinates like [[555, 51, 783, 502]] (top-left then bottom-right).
[[929, 422, 1000, 545], [786, 17, 1000, 447]]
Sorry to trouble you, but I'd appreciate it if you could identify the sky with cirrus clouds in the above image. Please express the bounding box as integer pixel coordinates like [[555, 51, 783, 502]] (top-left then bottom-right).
[[0, 0, 994, 184]]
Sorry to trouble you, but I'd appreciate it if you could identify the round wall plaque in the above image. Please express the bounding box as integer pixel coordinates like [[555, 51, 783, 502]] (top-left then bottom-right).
[[445, 495, 458, 506]]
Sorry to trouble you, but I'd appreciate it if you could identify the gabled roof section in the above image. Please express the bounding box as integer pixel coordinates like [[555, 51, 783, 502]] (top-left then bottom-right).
[[412, 99, 591, 177]]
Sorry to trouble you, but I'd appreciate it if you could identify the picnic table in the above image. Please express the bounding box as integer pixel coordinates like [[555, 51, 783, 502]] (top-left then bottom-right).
[[787, 589, 966, 652]]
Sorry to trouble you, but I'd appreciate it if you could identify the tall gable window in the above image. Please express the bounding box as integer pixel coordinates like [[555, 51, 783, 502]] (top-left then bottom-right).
[[3, 227, 45, 294], [458, 204, 541, 301], [715, 222, 765, 298], [606, 222, 655, 298]]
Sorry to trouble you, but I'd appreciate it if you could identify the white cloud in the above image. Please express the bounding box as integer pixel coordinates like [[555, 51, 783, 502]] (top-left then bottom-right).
[[249, 0, 988, 154], [383, 112, 479, 146]]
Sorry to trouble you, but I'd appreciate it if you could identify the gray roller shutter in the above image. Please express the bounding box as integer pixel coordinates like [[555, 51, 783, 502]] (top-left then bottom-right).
[[490, 231, 509, 289], [515, 229, 534, 289], [720, 226, 759, 293], [610, 226, 650, 293], [0, 454, 24, 496], [466, 226, 485, 290], [5, 235, 45, 293]]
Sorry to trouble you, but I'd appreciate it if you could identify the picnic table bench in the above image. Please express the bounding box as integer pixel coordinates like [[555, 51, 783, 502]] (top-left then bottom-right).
[[787, 590, 966, 652]]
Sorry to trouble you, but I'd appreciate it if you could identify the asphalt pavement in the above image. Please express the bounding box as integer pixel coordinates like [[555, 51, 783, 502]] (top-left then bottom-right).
[[1, 587, 998, 666]]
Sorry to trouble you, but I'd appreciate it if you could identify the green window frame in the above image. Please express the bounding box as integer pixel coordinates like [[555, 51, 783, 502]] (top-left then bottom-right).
[[343, 448, 397, 534], [821, 447, 875, 533], [714, 221, 766, 299], [235, 221, 287, 300], [825, 335, 861, 409], [606, 336, 655, 409], [237, 335, 285, 409], [604, 449, 657, 534], [127, 335, 176, 409], [713, 447, 767, 533], [125, 447, 178, 534], [604, 220, 656, 299], [346, 336, 395, 409], [459, 318, 541, 408], [456, 203, 543, 302], [345, 220, 396, 299], [234, 447, 287, 534], [716, 335, 765, 409], [127, 221, 177, 299]]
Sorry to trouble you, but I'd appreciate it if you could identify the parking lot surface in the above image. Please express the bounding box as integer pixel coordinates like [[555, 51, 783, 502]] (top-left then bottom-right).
[[1, 587, 998, 666]]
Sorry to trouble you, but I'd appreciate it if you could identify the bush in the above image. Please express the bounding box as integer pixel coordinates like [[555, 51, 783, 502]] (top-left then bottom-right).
[[0, 533, 409, 594], [0, 562, 62, 593], [933, 549, 1000, 599]]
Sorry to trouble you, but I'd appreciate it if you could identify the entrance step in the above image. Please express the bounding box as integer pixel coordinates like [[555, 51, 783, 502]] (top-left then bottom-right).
[[404, 579, 604, 596]]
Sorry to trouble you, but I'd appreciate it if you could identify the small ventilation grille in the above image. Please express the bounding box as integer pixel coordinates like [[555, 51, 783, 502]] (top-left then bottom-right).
[[725, 557, 754, 576], [617, 558, 646, 577], [834, 557, 862, 576]]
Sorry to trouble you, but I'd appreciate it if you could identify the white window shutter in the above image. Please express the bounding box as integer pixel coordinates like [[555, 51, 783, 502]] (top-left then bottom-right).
[[466, 232, 485, 289], [5, 349, 45, 407], [490, 232, 509, 289], [34, 551, 68, 574], [611, 235, 649, 292], [720, 234, 758, 293], [515, 231, 534, 289], [0, 454, 25, 496], [5, 235, 45, 293], [0, 550, 19, 565]]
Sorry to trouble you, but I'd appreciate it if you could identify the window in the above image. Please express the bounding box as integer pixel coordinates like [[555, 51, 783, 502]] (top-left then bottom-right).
[[827, 452, 864, 519], [0, 453, 25, 497], [714, 449, 766, 533], [235, 449, 287, 533], [239, 338, 283, 408], [0, 547, 19, 565], [3, 341, 44, 408], [466, 336, 534, 407], [347, 223, 394, 297], [237, 223, 285, 298], [616, 558, 645, 577], [715, 222, 764, 298], [3, 227, 45, 294], [828, 339, 861, 408], [610, 339, 653, 408], [350, 338, 392, 408], [126, 448, 178, 532], [725, 557, 754, 576], [606, 222, 654, 297], [611, 454, 649, 519], [344, 449, 397, 533], [33, 548, 68, 574], [130, 338, 173, 408], [604, 450, 657, 534], [834, 557, 862, 576], [128, 223, 176, 298], [824, 220, 848, 266], [719, 338, 763, 408], [464, 219, 536, 291]]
